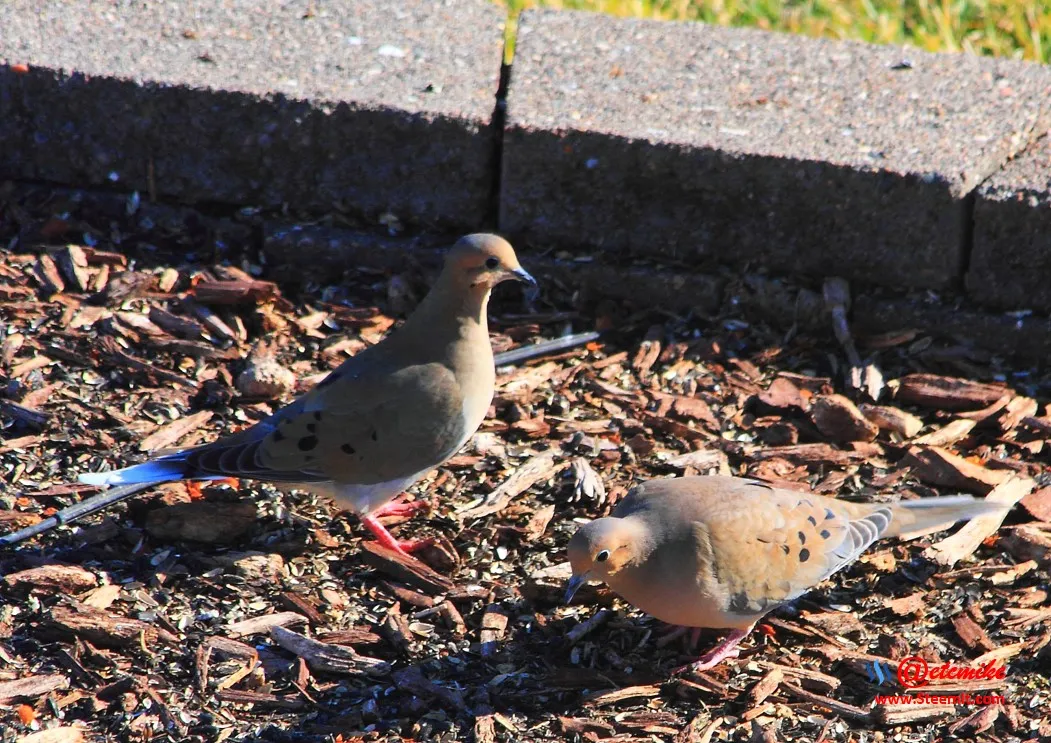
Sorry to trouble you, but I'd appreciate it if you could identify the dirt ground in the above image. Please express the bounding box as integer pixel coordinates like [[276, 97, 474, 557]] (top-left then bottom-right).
[[1, 182, 1050, 742]]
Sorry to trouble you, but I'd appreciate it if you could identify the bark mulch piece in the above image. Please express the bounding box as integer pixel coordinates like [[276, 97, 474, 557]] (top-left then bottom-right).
[[1, 183, 1049, 741]]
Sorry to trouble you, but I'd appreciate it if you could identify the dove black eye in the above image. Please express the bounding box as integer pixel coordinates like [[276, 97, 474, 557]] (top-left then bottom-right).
[[485, 257, 499, 269], [596, 550, 610, 563]]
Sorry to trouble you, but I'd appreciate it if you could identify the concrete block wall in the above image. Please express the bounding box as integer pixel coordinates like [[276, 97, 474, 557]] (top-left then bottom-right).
[[2, 1, 1050, 313]]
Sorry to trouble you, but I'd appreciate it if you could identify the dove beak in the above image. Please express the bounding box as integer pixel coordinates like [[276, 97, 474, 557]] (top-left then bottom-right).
[[564, 573, 588, 604], [511, 267, 537, 287]]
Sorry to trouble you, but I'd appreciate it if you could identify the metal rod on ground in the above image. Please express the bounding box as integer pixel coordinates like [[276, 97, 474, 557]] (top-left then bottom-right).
[[493, 330, 600, 367], [0, 482, 153, 546], [0, 330, 604, 547]]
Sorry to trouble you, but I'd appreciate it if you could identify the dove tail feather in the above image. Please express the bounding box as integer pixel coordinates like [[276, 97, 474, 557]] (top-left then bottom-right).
[[887, 495, 1006, 539], [78, 454, 199, 487]]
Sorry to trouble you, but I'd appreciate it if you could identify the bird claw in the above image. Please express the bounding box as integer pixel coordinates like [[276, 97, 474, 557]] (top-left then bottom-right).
[[360, 513, 435, 557], [670, 627, 752, 675], [673, 647, 741, 676], [391, 536, 437, 555]]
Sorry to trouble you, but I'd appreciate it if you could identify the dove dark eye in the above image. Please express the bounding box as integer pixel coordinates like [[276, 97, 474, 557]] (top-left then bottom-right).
[[485, 257, 499, 269], [596, 550, 610, 563]]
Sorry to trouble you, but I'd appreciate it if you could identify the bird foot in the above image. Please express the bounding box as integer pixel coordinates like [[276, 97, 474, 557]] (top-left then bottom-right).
[[360, 514, 435, 557], [672, 627, 752, 675], [372, 496, 430, 519]]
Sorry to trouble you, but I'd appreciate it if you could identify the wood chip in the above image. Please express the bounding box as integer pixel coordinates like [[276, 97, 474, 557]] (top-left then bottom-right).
[[392, 665, 465, 710], [227, 611, 308, 638], [54, 245, 91, 292], [193, 277, 279, 305], [997, 396, 1038, 432], [999, 525, 1051, 566], [884, 592, 929, 617], [894, 374, 1009, 410], [669, 395, 720, 430], [457, 450, 560, 520], [747, 668, 783, 706], [33, 253, 65, 295], [138, 409, 214, 452], [316, 627, 384, 647], [473, 714, 497, 743], [810, 394, 878, 443], [1020, 487, 1051, 522], [47, 602, 178, 648], [559, 716, 616, 736], [747, 443, 871, 466], [859, 403, 923, 437], [79, 584, 122, 610], [911, 418, 977, 447], [4, 564, 97, 592], [902, 445, 1009, 494], [523, 503, 555, 540], [0, 674, 69, 704], [145, 501, 257, 544], [875, 703, 955, 725], [779, 681, 870, 721], [585, 684, 661, 707], [215, 689, 306, 710], [924, 476, 1036, 566], [270, 625, 389, 676], [479, 604, 510, 658], [359, 542, 454, 595], [16, 727, 85, 743], [952, 613, 996, 652], [758, 376, 809, 411], [566, 609, 612, 645]]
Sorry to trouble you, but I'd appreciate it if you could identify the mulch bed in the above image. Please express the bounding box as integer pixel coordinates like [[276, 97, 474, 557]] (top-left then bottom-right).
[[1, 182, 1049, 742]]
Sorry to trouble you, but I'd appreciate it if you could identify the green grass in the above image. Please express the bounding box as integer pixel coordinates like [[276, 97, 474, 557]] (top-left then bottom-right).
[[498, 0, 1051, 62]]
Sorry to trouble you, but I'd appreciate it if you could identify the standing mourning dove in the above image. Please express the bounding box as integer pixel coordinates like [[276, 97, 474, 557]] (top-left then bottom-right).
[[80, 234, 536, 555], [565, 475, 1004, 672]]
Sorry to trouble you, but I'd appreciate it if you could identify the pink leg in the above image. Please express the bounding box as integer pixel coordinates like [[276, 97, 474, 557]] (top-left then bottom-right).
[[673, 627, 752, 675], [360, 514, 435, 556], [372, 495, 430, 519]]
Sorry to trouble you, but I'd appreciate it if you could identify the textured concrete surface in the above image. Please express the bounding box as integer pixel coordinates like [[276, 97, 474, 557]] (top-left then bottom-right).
[[501, 9, 1051, 289], [967, 136, 1051, 311], [0, 0, 504, 226], [263, 221, 725, 313]]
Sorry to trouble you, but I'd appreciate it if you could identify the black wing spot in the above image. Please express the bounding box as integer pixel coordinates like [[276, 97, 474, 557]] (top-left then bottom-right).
[[781, 545, 790, 555], [824, 508, 835, 520], [341, 443, 356, 455], [298, 436, 319, 452], [807, 515, 817, 526], [820, 529, 831, 540], [798, 531, 806, 545], [757, 537, 771, 544], [799, 548, 811, 563], [272, 430, 286, 443]]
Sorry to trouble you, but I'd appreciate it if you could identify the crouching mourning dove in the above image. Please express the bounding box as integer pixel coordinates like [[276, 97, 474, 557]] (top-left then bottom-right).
[[80, 234, 536, 556], [566, 475, 1004, 673]]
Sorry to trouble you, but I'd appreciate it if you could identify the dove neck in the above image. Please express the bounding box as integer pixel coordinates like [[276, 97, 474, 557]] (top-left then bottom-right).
[[401, 277, 491, 344]]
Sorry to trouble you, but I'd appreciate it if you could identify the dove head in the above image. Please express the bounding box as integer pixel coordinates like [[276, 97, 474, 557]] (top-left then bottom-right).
[[443, 233, 536, 292], [565, 517, 644, 603]]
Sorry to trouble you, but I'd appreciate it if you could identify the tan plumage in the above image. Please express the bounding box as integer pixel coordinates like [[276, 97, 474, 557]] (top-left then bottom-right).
[[566, 475, 1005, 672], [80, 234, 536, 554]]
